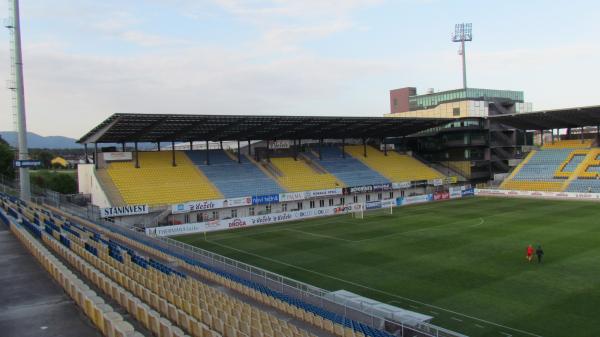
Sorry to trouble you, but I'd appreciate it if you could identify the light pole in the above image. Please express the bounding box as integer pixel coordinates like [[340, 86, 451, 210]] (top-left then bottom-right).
[[452, 23, 473, 89]]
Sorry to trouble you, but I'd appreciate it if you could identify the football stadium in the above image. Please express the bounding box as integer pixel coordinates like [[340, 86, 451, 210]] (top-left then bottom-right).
[[3, 2, 600, 337]]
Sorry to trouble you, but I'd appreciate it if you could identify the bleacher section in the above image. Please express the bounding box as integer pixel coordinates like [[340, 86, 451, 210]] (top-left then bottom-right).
[[344, 145, 444, 182], [270, 157, 343, 192], [107, 151, 222, 205], [501, 140, 600, 192], [305, 147, 390, 187], [186, 150, 284, 198], [1, 193, 400, 337]]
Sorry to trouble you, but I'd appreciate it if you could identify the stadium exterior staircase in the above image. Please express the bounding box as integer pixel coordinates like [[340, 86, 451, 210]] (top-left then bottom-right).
[[107, 151, 222, 206], [305, 147, 390, 187], [344, 145, 444, 182], [269, 157, 344, 192], [186, 150, 284, 198]]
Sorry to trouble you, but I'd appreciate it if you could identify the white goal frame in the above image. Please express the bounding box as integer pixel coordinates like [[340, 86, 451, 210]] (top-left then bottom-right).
[[349, 202, 393, 219]]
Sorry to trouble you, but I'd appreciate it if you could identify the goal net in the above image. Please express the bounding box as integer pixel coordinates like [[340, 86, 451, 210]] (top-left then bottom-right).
[[349, 201, 394, 219]]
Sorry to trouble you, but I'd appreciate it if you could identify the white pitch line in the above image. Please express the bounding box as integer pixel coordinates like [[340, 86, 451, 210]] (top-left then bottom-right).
[[451, 317, 463, 322], [500, 332, 513, 337], [474, 324, 485, 329], [468, 217, 485, 228], [285, 228, 355, 243], [205, 239, 544, 337]]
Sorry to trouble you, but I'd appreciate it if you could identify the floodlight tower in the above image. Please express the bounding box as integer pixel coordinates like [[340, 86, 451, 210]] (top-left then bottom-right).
[[452, 23, 472, 89], [6, 0, 31, 201]]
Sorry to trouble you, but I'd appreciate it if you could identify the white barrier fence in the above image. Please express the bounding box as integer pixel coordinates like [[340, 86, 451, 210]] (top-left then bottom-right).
[[475, 188, 600, 200], [147, 205, 351, 237]]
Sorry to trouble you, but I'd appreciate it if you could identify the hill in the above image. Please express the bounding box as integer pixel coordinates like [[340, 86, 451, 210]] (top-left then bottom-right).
[[0, 131, 80, 149]]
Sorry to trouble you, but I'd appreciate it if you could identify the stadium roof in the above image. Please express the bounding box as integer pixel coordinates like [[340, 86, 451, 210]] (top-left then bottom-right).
[[78, 113, 450, 144], [489, 105, 600, 130]]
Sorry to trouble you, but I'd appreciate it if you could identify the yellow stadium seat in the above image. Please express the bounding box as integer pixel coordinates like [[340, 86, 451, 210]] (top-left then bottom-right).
[[345, 145, 444, 182], [107, 151, 222, 205], [270, 157, 343, 192]]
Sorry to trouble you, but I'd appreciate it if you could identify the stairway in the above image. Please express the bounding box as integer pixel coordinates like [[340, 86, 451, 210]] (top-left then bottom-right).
[[95, 169, 126, 206]]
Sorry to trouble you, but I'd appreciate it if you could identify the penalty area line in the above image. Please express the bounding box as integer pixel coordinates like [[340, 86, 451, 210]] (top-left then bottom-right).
[[205, 239, 544, 337]]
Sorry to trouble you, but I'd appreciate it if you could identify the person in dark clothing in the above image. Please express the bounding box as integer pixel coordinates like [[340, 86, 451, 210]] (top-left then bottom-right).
[[536, 245, 544, 263]]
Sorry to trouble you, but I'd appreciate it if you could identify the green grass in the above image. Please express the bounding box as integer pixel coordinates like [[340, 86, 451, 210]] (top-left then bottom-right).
[[175, 197, 600, 337]]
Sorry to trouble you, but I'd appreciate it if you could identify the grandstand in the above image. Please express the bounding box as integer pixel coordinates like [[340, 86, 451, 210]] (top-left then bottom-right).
[[269, 156, 343, 192]]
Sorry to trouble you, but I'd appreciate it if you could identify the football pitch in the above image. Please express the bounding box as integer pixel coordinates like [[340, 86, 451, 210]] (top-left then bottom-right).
[[174, 197, 600, 337]]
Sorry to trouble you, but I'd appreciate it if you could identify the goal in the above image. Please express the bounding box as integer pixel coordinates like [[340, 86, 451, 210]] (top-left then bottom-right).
[[349, 201, 394, 219]]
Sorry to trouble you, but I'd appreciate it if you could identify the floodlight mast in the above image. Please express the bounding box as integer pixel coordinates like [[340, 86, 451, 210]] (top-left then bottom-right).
[[6, 0, 31, 201], [452, 23, 472, 89]]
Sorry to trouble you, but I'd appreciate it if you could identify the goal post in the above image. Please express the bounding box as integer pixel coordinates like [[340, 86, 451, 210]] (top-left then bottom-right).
[[348, 200, 394, 219]]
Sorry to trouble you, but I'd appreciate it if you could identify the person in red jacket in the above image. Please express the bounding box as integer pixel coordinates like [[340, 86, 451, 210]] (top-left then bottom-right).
[[526, 244, 534, 262]]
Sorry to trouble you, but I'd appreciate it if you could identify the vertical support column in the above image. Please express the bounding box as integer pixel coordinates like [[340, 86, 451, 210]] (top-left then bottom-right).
[[341, 138, 345, 158], [294, 139, 299, 161], [540, 130, 544, 146], [84, 144, 89, 164], [134, 142, 139, 168], [267, 140, 271, 160], [220, 140, 223, 150], [189, 140, 193, 150], [362, 138, 367, 157], [523, 131, 527, 146], [94, 143, 98, 169], [581, 126, 584, 143], [237, 140, 241, 163], [382, 138, 387, 156], [121, 142, 126, 152], [318, 139, 322, 160], [551, 129, 555, 144], [247, 140, 252, 156], [157, 142, 161, 151], [171, 141, 176, 167], [205, 140, 210, 165]]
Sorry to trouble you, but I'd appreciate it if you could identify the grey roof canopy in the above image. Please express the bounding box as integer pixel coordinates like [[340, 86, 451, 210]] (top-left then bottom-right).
[[77, 113, 451, 144], [489, 105, 600, 130]]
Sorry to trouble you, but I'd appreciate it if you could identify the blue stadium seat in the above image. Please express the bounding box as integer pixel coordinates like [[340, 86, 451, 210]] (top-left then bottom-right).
[[305, 146, 390, 187], [186, 150, 284, 197]]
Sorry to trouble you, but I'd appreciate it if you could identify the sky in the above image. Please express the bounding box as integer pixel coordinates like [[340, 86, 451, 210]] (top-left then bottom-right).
[[1, 0, 599, 138]]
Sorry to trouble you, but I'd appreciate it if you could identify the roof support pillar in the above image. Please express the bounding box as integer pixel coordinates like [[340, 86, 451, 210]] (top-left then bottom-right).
[[94, 143, 98, 169], [237, 140, 241, 163], [205, 140, 210, 165], [293, 139, 298, 161], [581, 126, 584, 142], [84, 143, 89, 164], [247, 140, 252, 156], [540, 130, 544, 146], [341, 138, 345, 158], [189, 140, 193, 150], [382, 138, 387, 156], [171, 141, 176, 167], [523, 131, 527, 147], [157, 142, 161, 151], [551, 129, 555, 144], [134, 142, 139, 168], [318, 139, 322, 160], [267, 140, 271, 161], [220, 140, 223, 150], [362, 138, 367, 158], [121, 142, 126, 152]]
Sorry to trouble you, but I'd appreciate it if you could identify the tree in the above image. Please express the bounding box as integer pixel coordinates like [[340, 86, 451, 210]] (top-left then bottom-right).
[[31, 150, 55, 169], [0, 136, 15, 181]]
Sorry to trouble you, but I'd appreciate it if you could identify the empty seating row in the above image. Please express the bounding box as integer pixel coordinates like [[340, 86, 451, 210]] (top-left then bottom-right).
[[542, 139, 593, 149], [344, 145, 444, 182], [107, 151, 222, 206], [270, 157, 343, 192], [187, 150, 284, 198], [305, 147, 390, 187]]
